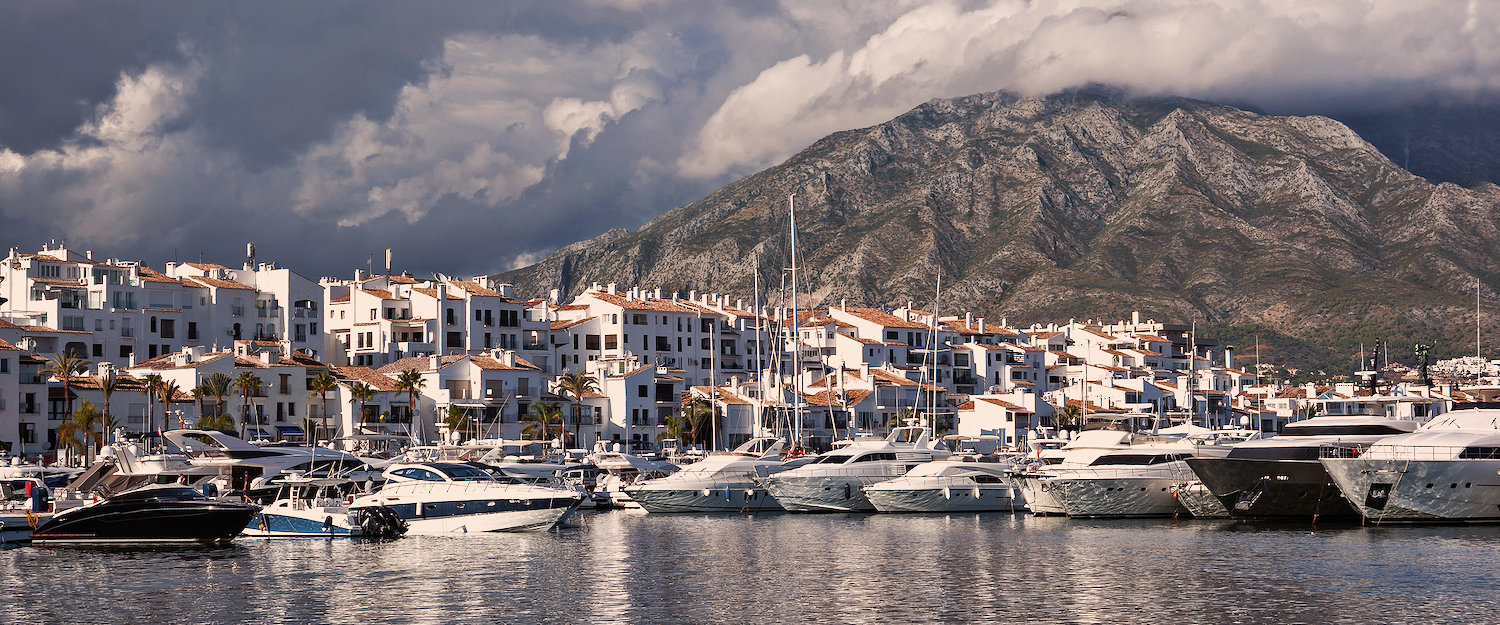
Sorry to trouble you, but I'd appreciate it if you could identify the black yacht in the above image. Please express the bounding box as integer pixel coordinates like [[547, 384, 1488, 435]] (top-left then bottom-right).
[[1184, 415, 1419, 521], [30, 484, 260, 544]]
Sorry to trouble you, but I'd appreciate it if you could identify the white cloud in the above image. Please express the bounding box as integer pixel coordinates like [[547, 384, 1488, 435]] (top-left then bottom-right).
[[679, 0, 1500, 179]]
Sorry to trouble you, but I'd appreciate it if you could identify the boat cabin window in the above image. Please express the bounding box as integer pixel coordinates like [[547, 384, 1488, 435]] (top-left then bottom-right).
[[113, 487, 206, 501], [1088, 453, 1187, 466], [1459, 447, 1500, 459], [391, 467, 445, 481], [435, 465, 496, 481], [972, 474, 1005, 484], [1282, 425, 1409, 436], [1226, 447, 1322, 461], [815, 454, 855, 464], [851, 452, 898, 462]]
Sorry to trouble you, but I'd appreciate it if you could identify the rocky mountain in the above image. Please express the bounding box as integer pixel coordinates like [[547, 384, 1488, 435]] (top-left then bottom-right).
[[502, 88, 1500, 376]]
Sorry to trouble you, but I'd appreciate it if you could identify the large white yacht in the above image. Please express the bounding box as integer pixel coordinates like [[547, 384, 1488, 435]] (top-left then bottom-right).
[[589, 446, 678, 509], [759, 427, 950, 512], [350, 462, 583, 534], [865, 460, 1018, 513], [624, 437, 793, 513], [1321, 406, 1500, 523], [1045, 430, 1262, 518], [1010, 429, 1146, 515]]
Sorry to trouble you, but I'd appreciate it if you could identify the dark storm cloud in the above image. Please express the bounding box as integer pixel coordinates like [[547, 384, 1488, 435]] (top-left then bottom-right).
[[1, 0, 1497, 286]]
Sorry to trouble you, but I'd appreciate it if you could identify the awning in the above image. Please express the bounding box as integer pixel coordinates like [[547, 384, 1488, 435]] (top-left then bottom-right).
[[247, 427, 273, 438], [276, 425, 305, 436]]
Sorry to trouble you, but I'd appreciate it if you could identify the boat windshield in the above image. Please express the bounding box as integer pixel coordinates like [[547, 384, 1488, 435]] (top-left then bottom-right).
[[1088, 453, 1189, 466], [814, 454, 855, 464], [1283, 424, 1411, 436], [436, 464, 496, 482], [111, 487, 206, 502]]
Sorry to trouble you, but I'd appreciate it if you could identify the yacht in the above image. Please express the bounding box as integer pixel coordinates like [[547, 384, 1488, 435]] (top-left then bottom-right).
[[1321, 406, 1500, 523], [624, 437, 792, 513], [349, 462, 583, 534], [242, 477, 406, 539], [759, 427, 951, 512], [1, 477, 52, 545], [1186, 416, 1421, 520], [1010, 429, 1147, 515], [865, 460, 1019, 513], [30, 483, 260, 544], [162, 430, 382, 501], [1045, 442, 1203, 518], [1047, 430, 1264, 518], [590, 446, 678, 509]]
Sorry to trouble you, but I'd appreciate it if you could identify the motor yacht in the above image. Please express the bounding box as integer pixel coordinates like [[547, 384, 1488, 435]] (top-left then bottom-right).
[[865, 460, 1018, 513], [1010, 429, 1148, 515], [759, 427, 951, 512], [1321, 406, 1500, 523], [624, 437, 791, 513], [589, 446, 678, 509], [30, 483, 260, 544], [242, 477, 406, 539], [349, 462, 583, 534], [1, 477, 52, 545], [1186, 416, 1421, 520], [1044, 443, 1202, 518]]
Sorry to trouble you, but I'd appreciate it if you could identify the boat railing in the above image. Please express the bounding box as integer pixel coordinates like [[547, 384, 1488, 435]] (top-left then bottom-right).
[[1322, 444, 1494, 462], [1049, 466, 1195, 480], [776, 465, 913, 479]]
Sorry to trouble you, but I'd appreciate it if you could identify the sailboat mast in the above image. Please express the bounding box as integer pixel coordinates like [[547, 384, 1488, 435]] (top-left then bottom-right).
[[930, 272, 941, 438], [752, 252, 763, 439], [789, 194, 802, 450]]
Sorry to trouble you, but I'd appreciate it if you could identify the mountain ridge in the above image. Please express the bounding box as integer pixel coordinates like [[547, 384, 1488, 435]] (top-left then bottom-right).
[[502, 88, 1500, 375]]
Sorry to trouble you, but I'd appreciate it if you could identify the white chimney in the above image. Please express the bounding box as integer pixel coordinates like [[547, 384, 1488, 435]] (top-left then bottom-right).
[[355, 269, 364, 282], [607, 283, 617, 295], [549, 289, 559, 304], [688, 289, 696, 301], [429, 355, 441, 370], [978, 318, 986, 334], [841, 298, 847, 312], [654, 288, 662, 299], [261, 349, 277, 365], [1132, 310, 1140, 325]]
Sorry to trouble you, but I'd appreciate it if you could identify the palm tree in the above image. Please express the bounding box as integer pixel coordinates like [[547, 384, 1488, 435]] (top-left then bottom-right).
[[232, 371, 263, 437], [884, 407, 914, 435], [394, 368, 426, 443], [522, 401, 564, 441], [158, 379, 182, 430], [308, 370, 340, 443], [96, 370, 119, 451], [680, 397, 714, 447], [555, 370, 600, 448], [347, 381, 375, 425], [441, 405, 473, 444], [1054, 404, 1083, 432], [59, 401, 107, 465], [41, 351, 93, 456], [196, 412, 236, 431], [139, 373, 164, 437], [202, 372, 233, 419], [191, 385, 208, 420]]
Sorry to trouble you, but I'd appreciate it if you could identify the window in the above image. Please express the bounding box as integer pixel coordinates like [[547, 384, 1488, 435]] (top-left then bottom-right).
[[632, 314, 646, 325], [605, 335, 618, 350], [160, 319, 175, 339], [187, 322, 198, 341], [585, 334, 600, 350], [119, 345, 133, 358], [701, 318, 712, 333], [0, 358, 8, 374], [280, 374, 290, 395], [637, 384, 649, 398], [92, 344, 103, 357], [446, 308, 456, 325], [447, 331, 462, 348]]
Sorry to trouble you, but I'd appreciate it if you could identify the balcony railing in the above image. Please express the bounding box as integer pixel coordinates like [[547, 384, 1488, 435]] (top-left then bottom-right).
[[19, 402, 39, 414]]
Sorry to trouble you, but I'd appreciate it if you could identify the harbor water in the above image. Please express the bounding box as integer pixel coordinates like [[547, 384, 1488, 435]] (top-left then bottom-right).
[[5, 511, 1498, 624]]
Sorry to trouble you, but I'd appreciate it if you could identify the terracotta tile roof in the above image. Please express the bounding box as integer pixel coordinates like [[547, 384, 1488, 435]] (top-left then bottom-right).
[[0, 319, 23, 330], [128, 351, 234, 370], [551, 317, 595, 330], [184, 262, 229, 271], [330, 296, 350, 303], [469, 355, 541, 371], [23, 326, 90, 334], [1031, 331, 1063, 340], [449, 280, 512, 300], [556, 304, 589, 311], [30, 277, 82, 285], [1081, 328, 1119, 340], [136, 267, 181, 284], [412, 287, 462, 300], [587, 292, 696, 313], [182, 275, 253, 291], [1134, 334, 1172, 342], [974, 397, 1032, 412], [362, 288, 397, 300], [0, 338, 18, 350], [379, 355, 455, 374], [608, 365, 655, 379], [840, 307, 928, 329], [387, 275, 419, 284], [332, 366, 400, 391], [801, 388, 872, 407], [869, 368, 918, 387]]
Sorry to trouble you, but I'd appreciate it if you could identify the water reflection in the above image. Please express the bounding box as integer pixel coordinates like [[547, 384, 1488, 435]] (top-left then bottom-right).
[[5, 513, 1499, 624]]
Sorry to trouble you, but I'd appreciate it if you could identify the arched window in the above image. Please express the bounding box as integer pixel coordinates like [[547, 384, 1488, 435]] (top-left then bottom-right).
[[149, 316, 158, 333], [233, 323, 242, 340]]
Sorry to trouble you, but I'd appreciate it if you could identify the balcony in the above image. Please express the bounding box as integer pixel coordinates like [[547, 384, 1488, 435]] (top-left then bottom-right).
[[19, 402, 39, 414]]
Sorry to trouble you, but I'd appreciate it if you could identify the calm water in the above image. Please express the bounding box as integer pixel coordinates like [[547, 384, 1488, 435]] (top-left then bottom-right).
[[5, 511, 1499, 624]]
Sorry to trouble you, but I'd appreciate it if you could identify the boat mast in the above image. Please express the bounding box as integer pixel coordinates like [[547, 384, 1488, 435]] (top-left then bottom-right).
[[929, 272, 941, 438], [752, 252, 763, 439], [789, 194, 802, 450]]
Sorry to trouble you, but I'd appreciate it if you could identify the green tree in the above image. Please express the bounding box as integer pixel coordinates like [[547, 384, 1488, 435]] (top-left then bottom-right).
[[394, 368, 426, 443], [157, 379, 182, 430], [1053, 405, 1083, 432], [139, 373, 164, 436], [58, 401, 108, 464], [555, 370, 600, 447], [522, 401, 564, 441], [42, 351, 92, 457], [347, 381, 376, 425], [232, 371, 263, 437], [96, 370, 120, 451], [442, 405, 474, 443], [680, 397, 714, 447], [308, 370, 340, 443], [201, 372, 233, 419], [196, 412, 236, 431], [884, 408, 915, 435]]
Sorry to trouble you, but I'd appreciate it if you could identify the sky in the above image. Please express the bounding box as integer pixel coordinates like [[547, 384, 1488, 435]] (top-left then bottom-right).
[[1, 0, 1497, 280]]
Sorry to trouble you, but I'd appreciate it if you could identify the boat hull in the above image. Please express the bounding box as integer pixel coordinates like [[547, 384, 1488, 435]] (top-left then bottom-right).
[[761, 475, 889, 512], [866, 483, 1019, 513], [625, 485, 783, 513], [364, 496, 582, 534], [1, 512, 51, 545], [31, 500, 259, 544], [1186, 457, 1356, 520], [1171, 481, 1230, 519], [1012, 472, 1066, 515], [1321, 457, 1500, 523], [1048, 476, 1186, 518], [242, 507, 357, 538]]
